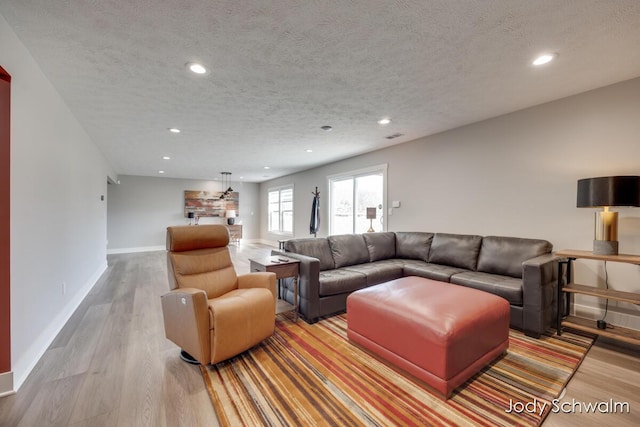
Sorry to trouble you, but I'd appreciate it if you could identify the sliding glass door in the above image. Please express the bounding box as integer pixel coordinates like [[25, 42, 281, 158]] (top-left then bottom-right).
[[329, 165, 386, 235]]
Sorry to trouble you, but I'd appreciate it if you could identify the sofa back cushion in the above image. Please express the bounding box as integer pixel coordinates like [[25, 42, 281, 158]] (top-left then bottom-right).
[[477, 236, 553, 278], [363, 232, 396, 261], [328, 234, 370, 268], [428, 233, 483, 271], [284, 238, 335, 271], [394, 232, 434, 261]]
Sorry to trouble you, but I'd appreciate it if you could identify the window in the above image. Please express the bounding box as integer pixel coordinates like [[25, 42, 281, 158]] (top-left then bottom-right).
[[268, 185, 294, 234], [329, 165, 386, 235]]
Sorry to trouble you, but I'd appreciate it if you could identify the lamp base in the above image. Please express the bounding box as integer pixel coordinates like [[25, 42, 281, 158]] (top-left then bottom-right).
[[593, 240, 618, 256], [367, 219, 375, 232]]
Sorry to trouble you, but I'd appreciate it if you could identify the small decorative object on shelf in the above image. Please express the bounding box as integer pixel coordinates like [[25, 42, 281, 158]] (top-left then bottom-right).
[[225, 209, 236, 225]]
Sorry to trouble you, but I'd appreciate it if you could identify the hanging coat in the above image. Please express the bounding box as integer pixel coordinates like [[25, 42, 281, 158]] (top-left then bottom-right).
[[310, 193, 320, 236]]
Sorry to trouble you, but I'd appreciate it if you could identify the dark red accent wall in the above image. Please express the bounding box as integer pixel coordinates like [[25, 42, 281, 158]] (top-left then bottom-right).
[[0, 65, 11, 374]]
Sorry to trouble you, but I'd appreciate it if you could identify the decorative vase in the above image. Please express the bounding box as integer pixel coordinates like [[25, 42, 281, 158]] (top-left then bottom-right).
[[227, 218, 235, 225]]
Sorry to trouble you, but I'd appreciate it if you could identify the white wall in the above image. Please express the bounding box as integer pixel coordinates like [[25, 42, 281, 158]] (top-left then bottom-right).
[[260, 77, 640, 328], [107, 175, 260, 252], [2, 14, 117, 391]]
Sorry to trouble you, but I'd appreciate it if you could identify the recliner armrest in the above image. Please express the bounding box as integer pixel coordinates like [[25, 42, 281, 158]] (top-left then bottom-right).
[[161, 288, 210, 364], [237, 272, 277, 302]]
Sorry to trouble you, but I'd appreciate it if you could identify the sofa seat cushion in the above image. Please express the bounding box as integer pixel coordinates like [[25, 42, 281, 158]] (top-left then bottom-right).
[[342, 262, 404, 286], [450, 271, 523, 306], [403, 261, 467, 282], [319, 268, 367, 297], [284, 238, 335, 271], [328, 234, 370, 268]]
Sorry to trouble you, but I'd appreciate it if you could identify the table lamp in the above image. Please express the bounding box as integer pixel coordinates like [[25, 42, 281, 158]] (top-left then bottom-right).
[[577, 176, 640, 255], [225, 209, 236, 225], [366, 207, 376, 232]]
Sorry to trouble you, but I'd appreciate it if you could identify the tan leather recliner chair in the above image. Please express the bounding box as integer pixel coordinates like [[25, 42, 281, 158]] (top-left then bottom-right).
[[161, 224, 277, 365]]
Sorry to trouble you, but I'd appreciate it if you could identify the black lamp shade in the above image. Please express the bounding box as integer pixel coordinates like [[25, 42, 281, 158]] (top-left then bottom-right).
[[187, 212, 195, 219], [577, 176, 640, 208]]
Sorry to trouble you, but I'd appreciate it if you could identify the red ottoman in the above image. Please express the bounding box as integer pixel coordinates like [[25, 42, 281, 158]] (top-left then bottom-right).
[[347, 276, 509, 398]]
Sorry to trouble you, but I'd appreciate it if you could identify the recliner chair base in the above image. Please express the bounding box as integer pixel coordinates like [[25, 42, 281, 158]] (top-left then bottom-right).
[[180, 349, 200, 365]]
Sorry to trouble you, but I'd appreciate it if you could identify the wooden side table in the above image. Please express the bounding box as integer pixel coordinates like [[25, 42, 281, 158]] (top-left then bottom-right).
[[249, 255, 300, 322], [225, 224, 242, 245]]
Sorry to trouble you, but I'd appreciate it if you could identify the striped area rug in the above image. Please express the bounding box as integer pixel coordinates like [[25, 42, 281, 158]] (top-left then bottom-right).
[[201, 314, 592, 426]]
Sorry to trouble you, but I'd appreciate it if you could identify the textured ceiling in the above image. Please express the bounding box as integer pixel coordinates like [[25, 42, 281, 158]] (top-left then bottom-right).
[[2, 1, 640, 182]]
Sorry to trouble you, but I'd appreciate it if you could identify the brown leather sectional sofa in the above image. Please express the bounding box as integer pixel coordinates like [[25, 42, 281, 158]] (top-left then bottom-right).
[[272, 232, 557, 338]]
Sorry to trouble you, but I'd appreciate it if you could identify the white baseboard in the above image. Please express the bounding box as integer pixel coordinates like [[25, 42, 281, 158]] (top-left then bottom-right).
[[107, 245, 165, 254], [573, 302, 640, 330], [0, 371, 14, 397], [251, 239, 279, 247], [12, 261, 108, 391]]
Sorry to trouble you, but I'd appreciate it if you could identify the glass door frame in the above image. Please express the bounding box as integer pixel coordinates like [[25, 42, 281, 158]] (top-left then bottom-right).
[[327, 164, 388, 235]]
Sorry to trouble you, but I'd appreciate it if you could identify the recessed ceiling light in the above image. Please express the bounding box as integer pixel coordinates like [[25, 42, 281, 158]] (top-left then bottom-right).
[[385, 132, 404, 140], [162, 156, 171, 160], [158, 170, 165, 174], [187, 62, 207, 74], [532, 53, 557, 66], [264, 166, 271, 169], [305, 149, 313, 153], [168, 128, 181, 133], [378, 118, 392, 125], [321, 125, 333, 131]]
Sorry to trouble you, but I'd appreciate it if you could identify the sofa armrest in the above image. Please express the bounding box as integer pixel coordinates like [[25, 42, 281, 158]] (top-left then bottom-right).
[[522, 253, 558, 337], [237, 272, 277, 303], [272, 249, 321, 322], [160, 288, 210, 364]]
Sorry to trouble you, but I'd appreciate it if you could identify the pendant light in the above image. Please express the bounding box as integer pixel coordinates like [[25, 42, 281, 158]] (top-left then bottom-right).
[[219, 172, 233, 200]]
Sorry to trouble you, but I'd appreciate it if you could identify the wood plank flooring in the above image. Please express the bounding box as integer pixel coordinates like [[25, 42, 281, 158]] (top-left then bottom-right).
[[1, 243, 638, 426]]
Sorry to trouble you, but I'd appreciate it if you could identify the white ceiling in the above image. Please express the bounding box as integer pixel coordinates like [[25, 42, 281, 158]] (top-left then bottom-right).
[[2, 1, 640, 183]]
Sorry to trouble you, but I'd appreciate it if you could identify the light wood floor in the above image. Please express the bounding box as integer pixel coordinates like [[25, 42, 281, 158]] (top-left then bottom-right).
[[1, 243, 638, 426]]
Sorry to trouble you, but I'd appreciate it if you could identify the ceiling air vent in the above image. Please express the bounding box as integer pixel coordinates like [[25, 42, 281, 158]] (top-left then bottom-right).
[[385, 133, 403, 140]]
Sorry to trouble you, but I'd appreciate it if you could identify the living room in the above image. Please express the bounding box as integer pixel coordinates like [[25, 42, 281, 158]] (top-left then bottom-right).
[[2, 1, 640, 425]]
